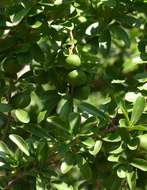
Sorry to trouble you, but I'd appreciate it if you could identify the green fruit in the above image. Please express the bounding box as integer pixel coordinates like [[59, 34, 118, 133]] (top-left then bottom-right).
[[75, 85, 91, 99], [67, 70, 87, 86], [11, 93, 31, 109], [65, 54, 81, 69], [138, 134, 147, 150]]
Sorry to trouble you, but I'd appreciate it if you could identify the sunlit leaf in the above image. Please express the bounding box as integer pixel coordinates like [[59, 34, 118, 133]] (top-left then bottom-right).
[[9, 134, 30, 156]]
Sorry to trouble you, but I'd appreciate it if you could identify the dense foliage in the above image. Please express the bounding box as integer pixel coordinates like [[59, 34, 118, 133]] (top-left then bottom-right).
[[0, 0, 147, 189]]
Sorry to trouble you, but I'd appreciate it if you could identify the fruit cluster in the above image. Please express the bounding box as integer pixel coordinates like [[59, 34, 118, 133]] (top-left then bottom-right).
[[65, 54, 91, 100]]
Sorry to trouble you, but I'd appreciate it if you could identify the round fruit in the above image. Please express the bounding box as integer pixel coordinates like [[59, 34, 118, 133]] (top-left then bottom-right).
[[65, 54, 81, 69], [75, 85, 91, 100], [67, 70, 87, 86]]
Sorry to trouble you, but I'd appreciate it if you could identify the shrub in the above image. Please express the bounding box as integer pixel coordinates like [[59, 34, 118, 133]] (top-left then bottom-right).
[[0, 0, 147, 189]]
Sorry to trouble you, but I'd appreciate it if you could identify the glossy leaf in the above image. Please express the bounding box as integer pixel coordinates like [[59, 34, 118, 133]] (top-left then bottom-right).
[[126, 171, 136, 190], [89, 140, 102, 156], [9, 134, 30, 156], [117, 165, 127, 179], [0, 141, 13, 156], [68, 112, 80, 134], [131, 96, 145, 125], [138, 134, 147, 150], [61, 162, 73, 174], [15, 109, 30, 123], [131, 158, 147, 171]]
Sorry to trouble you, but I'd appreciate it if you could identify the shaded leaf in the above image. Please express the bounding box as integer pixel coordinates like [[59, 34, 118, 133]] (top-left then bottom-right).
[[79, 102, 105, 119], [10, 7, 30, 25], [110, 24, 130, 48], [0, 103, 12, 112]]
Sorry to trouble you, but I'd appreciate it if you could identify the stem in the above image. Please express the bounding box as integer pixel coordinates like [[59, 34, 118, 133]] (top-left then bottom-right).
[[69, 30, 75, 54], [1, 80, 13, 141]]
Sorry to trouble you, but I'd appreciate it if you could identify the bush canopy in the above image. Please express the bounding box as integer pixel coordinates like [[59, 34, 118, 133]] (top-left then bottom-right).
[[0, 0, 147, 189]]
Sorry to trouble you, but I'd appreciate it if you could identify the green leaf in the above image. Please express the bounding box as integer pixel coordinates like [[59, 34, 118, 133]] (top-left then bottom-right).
[[117, 14, 141, 28], [58, 99, 72, 121], [47, 116, 69, 133], [82, 137, 95, 148], [107, 155, 119, 162], [130, 158, 147, 171], [15, 109, 30, 123], [130, 125, 147, 131], [103, 132, 121, 142], [119, 101, 130, 124], [37, 141, 48, 163], [60, 162, 73, 174], [0, 103, 12, 112], [85, 22, 99, 36], [68, 112, 80, 134], [89, 140, 102, 156], [117, 165, 127, 179], [127, 138, 139, 150], [138, 134, 147, 150], [37, 110, 47, 123], [36, 175, 47, 190], [31, 43, 45, 63], [10, 7, 30, 25], [80, 163, 92, 180], [126, 171, 136, 190], [109, 143, 124, 154], [130, 96, 145, 125], [103, 0, 116, 8], [81, 117, 99, 134], [9, 134, 30, 156], [110, 24, 130, 48], [125, 92, 141, 102], [31, 21, 42, 29], [52, 182, 74, 190], [0, 141, 13, 156], [79, 102, 105, 119], [21, 124, 49, 138]]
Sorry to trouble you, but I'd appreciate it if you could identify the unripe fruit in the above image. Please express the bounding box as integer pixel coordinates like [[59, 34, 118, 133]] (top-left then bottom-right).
[[67, 70, 87, 86], [65, 54, 81, 69], [138, 134, 147, 150], [75, 85, 91, 100]]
